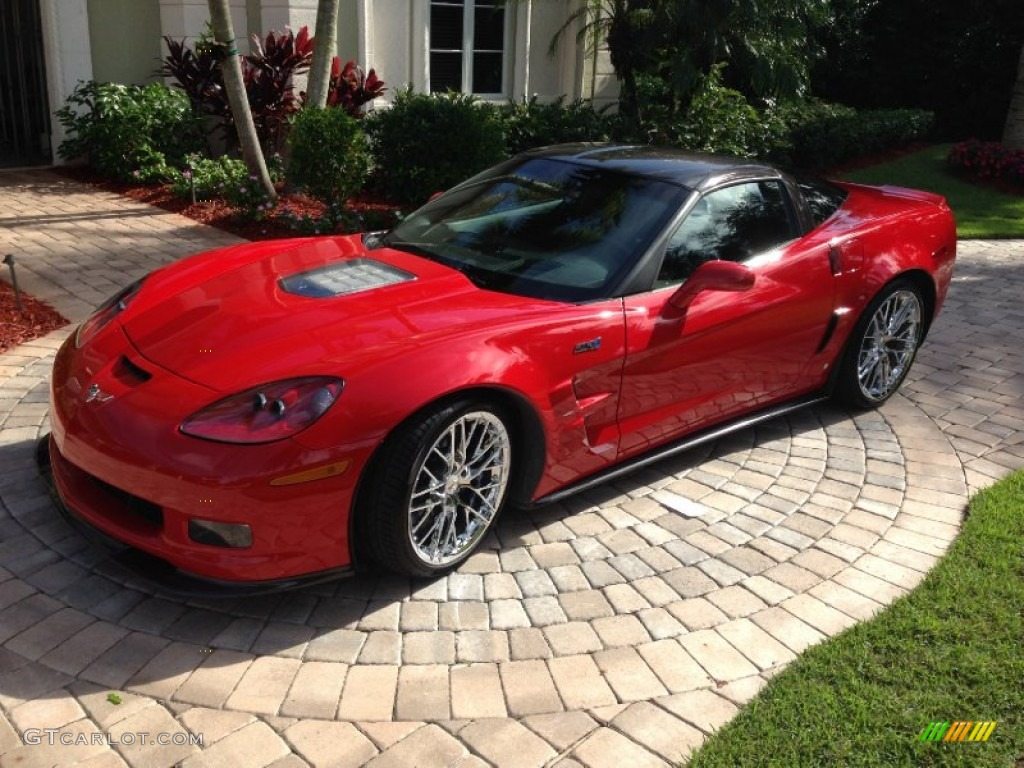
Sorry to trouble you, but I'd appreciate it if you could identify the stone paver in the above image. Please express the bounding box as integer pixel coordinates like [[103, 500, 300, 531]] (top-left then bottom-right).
[[2, 172, 1023, 765]]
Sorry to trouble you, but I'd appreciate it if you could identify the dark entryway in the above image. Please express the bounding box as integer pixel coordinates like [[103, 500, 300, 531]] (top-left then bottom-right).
[[0, 0, 51, 167]]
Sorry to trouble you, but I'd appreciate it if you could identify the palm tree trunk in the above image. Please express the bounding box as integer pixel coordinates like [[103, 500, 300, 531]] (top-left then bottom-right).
[[306, 0, 340, 109], [207, 0, 276, 200], [1003, 44, 1024, 150]]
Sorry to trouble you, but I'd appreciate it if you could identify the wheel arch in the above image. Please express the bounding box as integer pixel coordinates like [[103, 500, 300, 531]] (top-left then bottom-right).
[[827, 269, 936, 396], [895, 268, 937, 339], [348, 384, 547, 568]]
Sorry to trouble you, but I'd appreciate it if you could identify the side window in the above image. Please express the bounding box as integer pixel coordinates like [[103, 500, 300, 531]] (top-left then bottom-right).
[[795, 176, 849, 227], [656, 180, 796, 287]]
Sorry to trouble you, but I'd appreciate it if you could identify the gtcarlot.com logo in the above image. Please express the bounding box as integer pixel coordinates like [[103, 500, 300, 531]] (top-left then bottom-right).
[[919, 721, 997, 743], [23, 729, 204, 748]]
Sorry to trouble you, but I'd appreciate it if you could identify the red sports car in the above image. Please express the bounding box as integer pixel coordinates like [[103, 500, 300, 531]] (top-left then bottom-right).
[[45, 145, 956, 586]]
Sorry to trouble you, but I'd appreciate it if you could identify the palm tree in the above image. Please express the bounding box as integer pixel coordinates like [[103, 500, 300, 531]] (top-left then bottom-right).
[[550, 0, 815, 126], [550, 0, 657, 124], [306, 0, 340, 108], [1003, 44, 1024, 150], [207, 0, 276, 200]]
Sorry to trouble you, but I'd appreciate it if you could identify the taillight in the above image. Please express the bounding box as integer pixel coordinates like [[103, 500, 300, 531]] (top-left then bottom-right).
[[180, 377, 344, 444], [76, 279, 144, 348]]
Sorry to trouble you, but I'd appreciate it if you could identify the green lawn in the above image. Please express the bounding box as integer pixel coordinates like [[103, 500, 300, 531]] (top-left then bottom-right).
[[839, 144, 1024, 239], [686, 470, 1024, 768]]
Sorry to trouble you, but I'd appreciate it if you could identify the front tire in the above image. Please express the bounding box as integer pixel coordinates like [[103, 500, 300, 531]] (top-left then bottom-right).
[[359, 398, 514, 577], [834, 279, 924, 409]]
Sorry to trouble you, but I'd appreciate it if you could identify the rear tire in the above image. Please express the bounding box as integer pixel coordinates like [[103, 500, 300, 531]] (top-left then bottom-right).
[[833, 278, 924, 409], [358, 398, 514, 577]]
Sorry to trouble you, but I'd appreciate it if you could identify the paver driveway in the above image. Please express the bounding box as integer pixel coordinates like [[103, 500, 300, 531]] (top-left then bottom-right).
[[1, 170, 1022, 767]]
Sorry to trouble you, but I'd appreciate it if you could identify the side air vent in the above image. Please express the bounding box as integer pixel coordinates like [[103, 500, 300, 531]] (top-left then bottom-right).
[[816, 310, 841, 353], [113, 356, 152, 386], [279, 259, 415, 298]]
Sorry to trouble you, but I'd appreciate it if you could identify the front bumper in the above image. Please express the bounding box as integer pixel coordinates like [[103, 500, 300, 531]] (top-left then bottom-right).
[[39, 435, 351, 597], [47, 328, 370, 584]]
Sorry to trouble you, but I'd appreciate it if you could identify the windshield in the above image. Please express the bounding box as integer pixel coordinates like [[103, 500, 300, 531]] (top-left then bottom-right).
[[378, 157, 687, 301]]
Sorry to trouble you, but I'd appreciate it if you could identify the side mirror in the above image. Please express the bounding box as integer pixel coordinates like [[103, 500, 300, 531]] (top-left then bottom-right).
[[668, 260, 755, 309]]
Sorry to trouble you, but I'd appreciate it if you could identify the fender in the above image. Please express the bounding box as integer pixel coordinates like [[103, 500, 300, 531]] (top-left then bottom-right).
[[295, 297, 628, 500]]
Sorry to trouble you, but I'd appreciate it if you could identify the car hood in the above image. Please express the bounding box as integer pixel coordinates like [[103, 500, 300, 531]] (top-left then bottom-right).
[[121, 234, 556, 391]]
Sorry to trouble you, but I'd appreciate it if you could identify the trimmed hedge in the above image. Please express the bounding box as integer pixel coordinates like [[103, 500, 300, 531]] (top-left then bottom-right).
[[365, 89, 506, 206], [500, 97, 611, 155], [288, 107, 371, 206], [776, 101, 934, 169]]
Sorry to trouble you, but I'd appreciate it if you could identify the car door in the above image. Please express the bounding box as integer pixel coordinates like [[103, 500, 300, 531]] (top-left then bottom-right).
[[616, 179, 835, 457]]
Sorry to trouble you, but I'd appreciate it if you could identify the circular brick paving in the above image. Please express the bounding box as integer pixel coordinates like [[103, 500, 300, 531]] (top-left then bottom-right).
[[0, 334, 968, 726], [1, 172, 1022, 766]]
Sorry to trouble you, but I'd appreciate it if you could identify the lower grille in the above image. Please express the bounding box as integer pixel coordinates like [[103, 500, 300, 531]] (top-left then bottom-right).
[[90, 475, 164, 527], [52, 447, 164, 532]]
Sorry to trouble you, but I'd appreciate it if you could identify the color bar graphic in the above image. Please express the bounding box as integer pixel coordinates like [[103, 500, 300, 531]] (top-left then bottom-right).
[[919, 720, 996, 742]]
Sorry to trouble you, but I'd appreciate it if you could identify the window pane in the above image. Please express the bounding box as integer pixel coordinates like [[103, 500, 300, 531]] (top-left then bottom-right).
[[472, 52, 503, 93], [473, 5, 504, 51], [430, 3, 463, 50], [430, 52, 462, 93], [795, 176, 848, 226], [657, 181, 794, 286]]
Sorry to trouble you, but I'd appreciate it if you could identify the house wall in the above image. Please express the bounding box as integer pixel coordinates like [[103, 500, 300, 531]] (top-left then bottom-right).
[[581, 45, 618, 110], [88, 0, 163, 85], [337, 0, 360, 62], [157, 0, 247, 40], [40, 0, 93, 157], [527, 0, 579, 102], [364, 0, 413, 90], [45, 0, 617, 162], [78, 0, 615, 107]]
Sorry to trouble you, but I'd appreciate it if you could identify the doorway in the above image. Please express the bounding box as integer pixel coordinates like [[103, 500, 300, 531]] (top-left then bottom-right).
[[0, 0, 52, 167]]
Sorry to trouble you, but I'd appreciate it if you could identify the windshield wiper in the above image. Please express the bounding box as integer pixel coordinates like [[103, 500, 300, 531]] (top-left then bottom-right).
[[378, 239, 445, 262], [382, 240, 504, 290]]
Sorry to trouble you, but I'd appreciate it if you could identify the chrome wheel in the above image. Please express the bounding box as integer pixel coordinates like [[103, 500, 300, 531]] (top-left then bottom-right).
[[857, 289, 921, 402], [408, 411, 511, 566]]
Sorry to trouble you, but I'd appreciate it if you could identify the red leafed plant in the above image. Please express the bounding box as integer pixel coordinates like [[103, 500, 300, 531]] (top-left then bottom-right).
[[948, 140, 1024, 186], [161, 26, 314, 151], [245, 26, 314, 148], [324, 57, 386, 117], [161, 37, 222, 116]]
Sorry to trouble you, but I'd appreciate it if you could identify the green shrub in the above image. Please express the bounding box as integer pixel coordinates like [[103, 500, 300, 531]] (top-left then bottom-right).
[[776, 101, 934, 169], [56, 81, 203, 182], [276, 206, 360, 235], [674, 67, 782, 158], [366, 89, 506, 206], [287, 107, 371, 206], [500, 97, 611, 155], [627, 68, 783, 160], [169, 153, 248, 201], [223, 176, 276, 221]]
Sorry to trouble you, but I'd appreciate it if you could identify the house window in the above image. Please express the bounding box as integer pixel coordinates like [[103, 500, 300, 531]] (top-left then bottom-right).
[[429, 0, 507, 95]]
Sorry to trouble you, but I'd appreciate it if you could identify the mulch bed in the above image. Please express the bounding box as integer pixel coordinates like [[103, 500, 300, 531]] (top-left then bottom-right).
[[0, 280, 69, 354], [826, 141, 932, 176], [55, 166, 400, 242]]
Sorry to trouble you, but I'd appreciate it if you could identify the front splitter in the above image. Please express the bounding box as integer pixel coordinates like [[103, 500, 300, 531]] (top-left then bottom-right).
[[35, 434, 353, 598]]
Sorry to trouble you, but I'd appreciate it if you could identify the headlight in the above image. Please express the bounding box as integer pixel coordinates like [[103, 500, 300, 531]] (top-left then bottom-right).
[[180, 377, 344, 444], [75, 279, 144, 348]]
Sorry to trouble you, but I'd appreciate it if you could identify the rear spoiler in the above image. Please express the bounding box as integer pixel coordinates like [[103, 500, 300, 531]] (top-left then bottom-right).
[[837, 181, 948, 209]]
